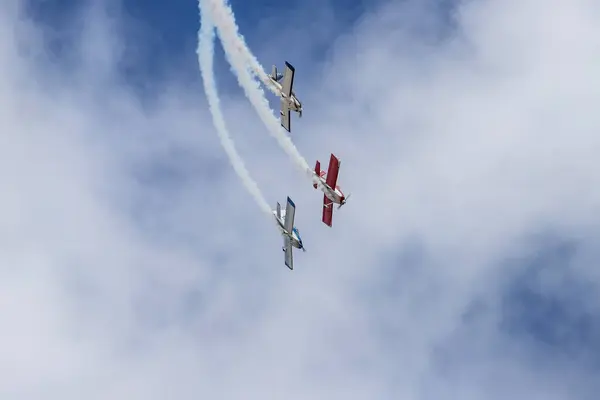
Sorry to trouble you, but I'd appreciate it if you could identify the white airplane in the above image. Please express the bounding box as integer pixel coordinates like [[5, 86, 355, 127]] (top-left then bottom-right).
[[269, 61, 303, 132], [273, 196, 305, 270]]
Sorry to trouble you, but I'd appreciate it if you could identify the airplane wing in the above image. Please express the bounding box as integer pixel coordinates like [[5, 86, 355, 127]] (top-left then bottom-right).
[[281, 62, 295, 97], [284, 236, 293, 270], [281, 99, 291, 132], [325, 153, 340, 190], [284, 197, 295, 233], [322, 193, 333, 227]]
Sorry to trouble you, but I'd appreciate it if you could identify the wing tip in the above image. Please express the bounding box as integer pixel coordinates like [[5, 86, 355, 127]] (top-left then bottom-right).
[[287, 197, 296, 208], [322, 197, 334, 227]]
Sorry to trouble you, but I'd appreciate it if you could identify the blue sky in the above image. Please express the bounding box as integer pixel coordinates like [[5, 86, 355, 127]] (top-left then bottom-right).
[[26, 0, 382, 93], [3, 0, 600, 398]]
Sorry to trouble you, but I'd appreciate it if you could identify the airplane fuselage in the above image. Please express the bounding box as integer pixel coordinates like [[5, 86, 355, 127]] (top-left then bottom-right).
[[315, 175, 346, 206], [273, 211, 303, 249], [268, 78, 302, 113]]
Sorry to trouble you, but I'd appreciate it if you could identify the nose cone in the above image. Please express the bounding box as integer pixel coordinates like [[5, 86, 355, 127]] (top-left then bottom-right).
[[293, 227, 302, 245]]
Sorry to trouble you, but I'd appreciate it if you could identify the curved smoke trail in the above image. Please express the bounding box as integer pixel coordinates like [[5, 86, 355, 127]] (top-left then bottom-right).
[[200, 0, 280, 95], [200, 0, 326, 191], [196, 6, 274, 219]]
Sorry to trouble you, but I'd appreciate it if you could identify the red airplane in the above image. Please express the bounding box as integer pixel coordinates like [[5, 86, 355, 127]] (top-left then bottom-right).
[[313, 153, 350, 227]]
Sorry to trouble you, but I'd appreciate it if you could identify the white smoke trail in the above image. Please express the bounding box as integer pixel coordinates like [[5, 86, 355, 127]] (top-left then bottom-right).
[[199, 0, 279, 95], [196, 8, 274, 219], [201, 0, 326, 191]]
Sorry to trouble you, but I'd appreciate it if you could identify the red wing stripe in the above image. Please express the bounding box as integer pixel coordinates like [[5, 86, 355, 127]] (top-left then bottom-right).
[[322, 193, 333, 227], [325, 153, 340, 190]]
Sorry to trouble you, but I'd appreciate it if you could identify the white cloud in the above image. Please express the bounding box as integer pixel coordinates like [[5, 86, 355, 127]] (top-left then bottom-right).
[[1, 0, 600, 398]]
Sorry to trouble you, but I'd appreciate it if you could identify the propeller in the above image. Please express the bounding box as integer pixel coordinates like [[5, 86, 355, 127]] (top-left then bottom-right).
[[338, 192, 352, 209]]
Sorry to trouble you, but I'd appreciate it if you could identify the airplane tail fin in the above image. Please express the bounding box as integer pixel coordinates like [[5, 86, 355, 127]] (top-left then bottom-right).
[[271, 65, 283, 81], [313, 161, 320, 189], [271, 65, 283, 82]]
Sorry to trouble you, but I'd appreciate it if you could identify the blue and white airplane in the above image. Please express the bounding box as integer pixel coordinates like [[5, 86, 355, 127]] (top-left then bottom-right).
[[273, 197, 305, 270]]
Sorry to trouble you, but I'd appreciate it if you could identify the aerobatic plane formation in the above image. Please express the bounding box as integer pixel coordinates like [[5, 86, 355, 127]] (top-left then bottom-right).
[[266, 61, 350, 270], [197, 0, 349, 271]]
